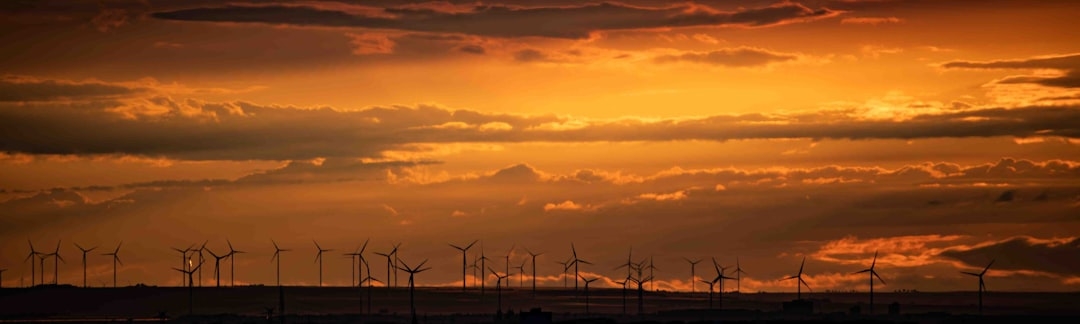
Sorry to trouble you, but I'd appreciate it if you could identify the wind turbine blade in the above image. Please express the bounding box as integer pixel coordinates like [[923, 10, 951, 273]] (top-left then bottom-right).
[[982, 259, 994, 275], [799, 257, 806, 275], [115, 255, 123, 266], [871, 251, 878, 268], [873, 270, 886, 284], [465, 240, 477, 250], [449, 244, 462, 250], [313, 240, 321, 250], [417, 259, 429, 269], [854, 269, 871, 274], [960, 271, 980, 276], [359, 238, 370, 253]]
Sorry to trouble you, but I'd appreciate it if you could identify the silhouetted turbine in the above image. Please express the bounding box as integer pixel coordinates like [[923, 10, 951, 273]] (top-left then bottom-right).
[[192, 241, 208, 287], [313, 240, 332, 287], [734, 257, 748, 294], [503, 244, 514, 288], [569, 243, 592, 291], [24, 240, 41, 287], [396, 258, 431, 324], [488, 267, 510, 319], [701, 279, 716, 309], [271, 240, 290, 286], [360, 272, 381, 315], [374, 250, 394, 292], [628, 274, 653, 315], [556, 259, 571, 288], [205, 247, 228, 287], [853, 251, 886, 314], [226, 239, 244, 287], [782, 257, 812, 300], [354, 239, 370, 287], [615, 276, 629, 315], [171, 244, 193, 287], [711, 258, 735, 310], [525, 248, 543, 297], [961, 259, 994, 315], [449, 240, 478, 291], [646, 256, 659, 291], [580, 275, 600, 315], [172, 261, 203, 315], [74, 243, 97, 288], [478, 242, 489, 298], [513, 259, 527, 288], [47, 240, 64, 285], [684, 257, 702, 293], [390, 243, 401, 287], [102, 241, 122, 288]]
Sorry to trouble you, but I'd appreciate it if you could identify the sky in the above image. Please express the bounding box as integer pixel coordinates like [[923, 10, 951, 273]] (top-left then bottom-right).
[[1, 0, 1079, 292]]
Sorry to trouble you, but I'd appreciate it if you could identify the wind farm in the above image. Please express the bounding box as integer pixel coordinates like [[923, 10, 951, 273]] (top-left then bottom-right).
[[4, 0, 1080, 322], [2, 238, 1079, 323]]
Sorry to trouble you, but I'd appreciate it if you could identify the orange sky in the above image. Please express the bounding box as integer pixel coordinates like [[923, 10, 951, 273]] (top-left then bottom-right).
[[1, 0, 1079, 292]]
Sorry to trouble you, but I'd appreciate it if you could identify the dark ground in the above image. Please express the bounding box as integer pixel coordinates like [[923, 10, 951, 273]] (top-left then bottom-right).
[[1, 285, 1078, 323]]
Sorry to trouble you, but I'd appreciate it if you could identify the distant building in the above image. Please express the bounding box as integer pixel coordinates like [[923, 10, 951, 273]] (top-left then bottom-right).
[[520, 308, 552, 324]]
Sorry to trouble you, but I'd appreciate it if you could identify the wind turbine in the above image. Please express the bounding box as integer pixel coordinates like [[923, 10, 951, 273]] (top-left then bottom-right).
[[782, 257, 812, 300], [345, 249, 361, 287], [478, 241, 489, 297], [646, 256, 659, 291], [171, 244, 193, 287], [360, 272, 381, 315], [172, 261, 203, 315], [0, 269, 5, 289], [192, 241, 208, 287], [74, 243, 97, 288], [525, 248, 543, 296], [710, 258, 735, 310], [47, 240, 64, 285], [449, 240, 478, 291], [205, 247, 229, 287], [469, 255, 480, 288], [853, 251, 886, 314], [701, 278, 717, 309], [226, 239, 245, 286], [628, 274, 653, 315], [580, 275, 600, 315], [503, 244, 514, 288], [24, 240, 41, 287], [313, 240, 332, 287], [270, 240, 290, 286], [488, 267, 511, 319], [733, 257, 748, 294], [390, 243, 401, 287], [556, 259, 571, 288], [569, 243, 592, 291], [374, 250, 394, 292], [961, 259, 994, 315], [397, 258, 431, 324], [354, 239, 370, 287], [270, 240, 290, 324], [684, 258, 702, 293], [102, 241, 122, 288], [513, 259, 527, 288], [615, 275, 630, 315]]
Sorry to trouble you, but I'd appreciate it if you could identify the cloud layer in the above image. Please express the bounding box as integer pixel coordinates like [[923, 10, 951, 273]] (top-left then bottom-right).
[[151, 2, 838, 39]]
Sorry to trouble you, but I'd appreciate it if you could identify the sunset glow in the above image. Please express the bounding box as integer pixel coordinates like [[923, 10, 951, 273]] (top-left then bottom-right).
[[2, 0, 1079, 294]]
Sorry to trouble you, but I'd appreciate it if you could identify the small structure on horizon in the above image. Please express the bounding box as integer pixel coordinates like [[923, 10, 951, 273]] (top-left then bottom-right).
[[521, 308, 552, 324]]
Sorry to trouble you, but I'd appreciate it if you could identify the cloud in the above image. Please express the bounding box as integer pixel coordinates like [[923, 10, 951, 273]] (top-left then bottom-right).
[[939, 236, 1080, 276], [0, 75, 145, 102], [653, 47, 799, 67], [840, 17, 902, 25], [5, 84, 1080, 160], [151, 2, 839, 39], [348, 33, 396, 55], [543, 200, 591, 212], [942, 53, 1080, 89]]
